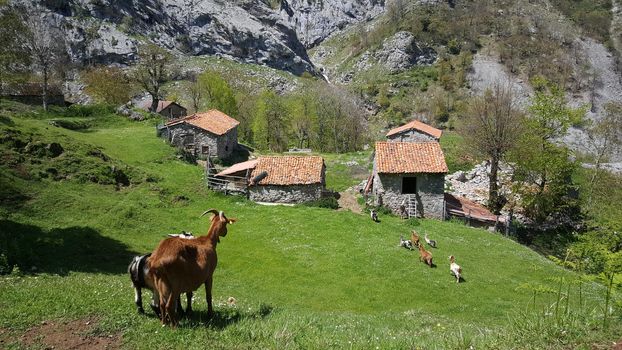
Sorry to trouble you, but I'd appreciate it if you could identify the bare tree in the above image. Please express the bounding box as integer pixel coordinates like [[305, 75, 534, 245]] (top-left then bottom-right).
[[24, 16, 63, 111], [586, 102, 622, 206], [133, 44, 172, 113], [460, 83, 525, 214], [188, 73, 202, 113]]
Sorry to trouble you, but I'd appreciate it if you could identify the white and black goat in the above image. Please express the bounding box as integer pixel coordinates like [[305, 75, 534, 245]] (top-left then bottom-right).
[[424, 233, 437, 248], [128, 253, 193, 316], [397, 235, 414, 250], [371, 209, 379, 222]]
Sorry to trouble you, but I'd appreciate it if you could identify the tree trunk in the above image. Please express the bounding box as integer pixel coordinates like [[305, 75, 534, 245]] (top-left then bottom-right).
[[150, 96, 159, 113], [489, 154, 501, 214], [42, 65, 49, 112]]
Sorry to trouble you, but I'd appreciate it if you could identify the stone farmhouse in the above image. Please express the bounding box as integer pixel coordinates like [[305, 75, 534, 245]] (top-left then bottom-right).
[[249, 156, 326, 203], [159, 109, 239, 160], [386, 119, 442, 142], [142, 100, 187, 120], [213, 156, 326, 204], [369, 141, 448, 219]]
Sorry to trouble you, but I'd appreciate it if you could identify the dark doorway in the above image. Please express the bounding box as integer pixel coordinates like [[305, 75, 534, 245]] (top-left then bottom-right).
[[402, 177, 417, 194]]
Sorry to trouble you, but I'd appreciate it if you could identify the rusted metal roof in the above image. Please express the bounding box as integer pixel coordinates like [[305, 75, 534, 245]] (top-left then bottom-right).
[[215, 159, 258, 177], [444, 193, 505, 224], [250, 156, 325, 186], [165, 109, 239, 135], [375, 142, 448, 174], [386, 119, 442, 139]]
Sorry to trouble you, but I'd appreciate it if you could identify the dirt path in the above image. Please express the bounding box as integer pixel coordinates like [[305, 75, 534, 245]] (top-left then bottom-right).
[[337, 188, 363, 214]]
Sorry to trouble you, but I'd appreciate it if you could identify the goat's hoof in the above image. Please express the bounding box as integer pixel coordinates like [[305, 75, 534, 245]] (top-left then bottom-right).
[[137, 307, 145, 314]]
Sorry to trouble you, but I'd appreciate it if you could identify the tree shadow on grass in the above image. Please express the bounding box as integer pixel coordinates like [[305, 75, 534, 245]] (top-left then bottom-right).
[[0, 219, 138, 275]]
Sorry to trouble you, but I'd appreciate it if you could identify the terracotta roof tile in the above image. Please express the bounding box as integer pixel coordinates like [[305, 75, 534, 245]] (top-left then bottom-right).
[[375, 142, 448, 174], [250, 156, 325, 186], [165, 109, 239, 135], [386, 119, 442, 139]]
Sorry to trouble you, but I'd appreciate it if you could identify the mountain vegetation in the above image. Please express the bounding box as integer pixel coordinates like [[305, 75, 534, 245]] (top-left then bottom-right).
[[0, 0, 621, 347]]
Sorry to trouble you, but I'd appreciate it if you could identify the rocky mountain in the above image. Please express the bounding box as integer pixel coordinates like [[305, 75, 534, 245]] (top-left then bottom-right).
[[279, 0, 385, 48], [13, 0, 388, 76], [15, 0, 316, 75]]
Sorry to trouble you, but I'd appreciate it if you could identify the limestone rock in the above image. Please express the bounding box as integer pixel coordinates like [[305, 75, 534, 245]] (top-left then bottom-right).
[[374, 31, 437, 73]]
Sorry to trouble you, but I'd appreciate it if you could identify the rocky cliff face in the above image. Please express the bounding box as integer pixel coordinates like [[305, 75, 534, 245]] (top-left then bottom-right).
[[280, 0, 385, 48], [16, 0, 318, 75]]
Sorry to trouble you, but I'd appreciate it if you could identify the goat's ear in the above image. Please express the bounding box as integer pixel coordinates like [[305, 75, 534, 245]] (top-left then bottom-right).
[[227, 218, 237, 224]]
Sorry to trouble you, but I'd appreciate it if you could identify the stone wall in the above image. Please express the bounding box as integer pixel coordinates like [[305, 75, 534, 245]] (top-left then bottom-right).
[[372, 172, 445, 219], [249, 184, 323, 204], [160, 105, 187, 120], [387, 130, 437, 143], [163, 124, 237, 159]]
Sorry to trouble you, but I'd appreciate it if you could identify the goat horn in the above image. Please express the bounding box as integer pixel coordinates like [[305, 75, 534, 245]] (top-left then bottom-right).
[[200, 209, 219, 217], [219, 211, 224, 221]]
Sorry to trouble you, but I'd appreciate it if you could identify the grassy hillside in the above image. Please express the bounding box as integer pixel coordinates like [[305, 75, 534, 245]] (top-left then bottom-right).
[[0, 103, 620, 349]]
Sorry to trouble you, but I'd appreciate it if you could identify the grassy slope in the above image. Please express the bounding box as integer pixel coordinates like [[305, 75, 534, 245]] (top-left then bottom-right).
[[0, 107, 619, 349]]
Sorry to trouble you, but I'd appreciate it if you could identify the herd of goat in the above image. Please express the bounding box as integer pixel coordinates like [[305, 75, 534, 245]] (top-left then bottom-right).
[[128, 209, 463, 327]]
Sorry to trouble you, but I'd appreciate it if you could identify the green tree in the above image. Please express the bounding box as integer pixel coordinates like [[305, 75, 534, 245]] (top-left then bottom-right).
[[132, 44, 172, 113], [253, 90, 289, 152], [83, 66, 133, 105], [198, 70, 237, 117], [510, 77, 584, 223], [287, 91, 317, 149]]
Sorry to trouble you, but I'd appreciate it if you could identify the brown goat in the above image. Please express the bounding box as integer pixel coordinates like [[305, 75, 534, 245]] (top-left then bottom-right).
[[148, 209, 236, 326], [418, 242, 433, 267], [411, 230, 421, 248]]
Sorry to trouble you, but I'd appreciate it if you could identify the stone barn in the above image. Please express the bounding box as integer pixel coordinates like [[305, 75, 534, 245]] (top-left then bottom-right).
[[160, 109, 239, 160], [142, 100, 187, 120], [370, 142, 448, 219], [386, 119, 442, 143], [248, 156, 326, 204]]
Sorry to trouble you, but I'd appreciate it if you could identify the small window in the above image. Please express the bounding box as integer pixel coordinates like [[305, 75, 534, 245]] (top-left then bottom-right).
[[201, 145, 209, 154], [402, 177, 417, 194], [225, 145, 229, 152]]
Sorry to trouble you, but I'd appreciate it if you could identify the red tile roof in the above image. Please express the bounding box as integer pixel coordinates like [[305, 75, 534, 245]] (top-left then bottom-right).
[[375, 142, 448, 174], [165, 109, 239, 135], [215, 159, 258, 177], [386, 119, 442, 139], [250, 156, 325, 186]]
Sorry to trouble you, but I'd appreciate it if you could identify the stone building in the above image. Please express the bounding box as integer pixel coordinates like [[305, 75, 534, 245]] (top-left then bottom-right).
[[370, 142, 448, 219], [248, 156, 326, 204], [386, 119, 442, 143], [160, 109, 239, 159], [142, 100, 187, 120]]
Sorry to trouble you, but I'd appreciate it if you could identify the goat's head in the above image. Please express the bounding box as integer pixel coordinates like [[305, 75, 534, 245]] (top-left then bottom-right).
[[201, 209, 236, 241], [449, 255, 455, 263]]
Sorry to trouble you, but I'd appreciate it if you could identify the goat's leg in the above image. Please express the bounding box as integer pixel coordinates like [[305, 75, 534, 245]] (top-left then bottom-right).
[[134, 287, 144, 314], [150, 289, 161, 317], [165, 292, 179, 327], [185, 292, 193, 315], [205, 276, 214, 318]]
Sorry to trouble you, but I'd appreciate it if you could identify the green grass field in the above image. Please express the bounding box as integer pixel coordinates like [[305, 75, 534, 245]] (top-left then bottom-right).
[[0, 104, 620, 349]]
